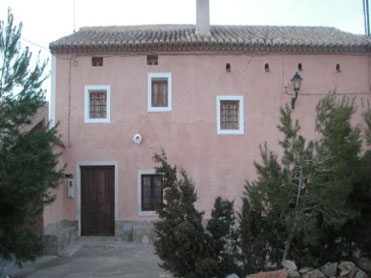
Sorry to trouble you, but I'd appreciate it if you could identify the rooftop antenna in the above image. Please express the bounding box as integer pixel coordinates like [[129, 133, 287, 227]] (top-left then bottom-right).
[[73, 0, 76, 33]]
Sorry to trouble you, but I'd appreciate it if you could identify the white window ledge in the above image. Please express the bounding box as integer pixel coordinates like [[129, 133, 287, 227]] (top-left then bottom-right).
[[147, 72, 172, 112], [216, 95, 244, 135], [84, 85, 111, 123]]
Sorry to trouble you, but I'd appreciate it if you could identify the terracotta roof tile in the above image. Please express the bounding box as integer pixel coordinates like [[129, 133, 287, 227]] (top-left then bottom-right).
[[50, 24, 371, 54]]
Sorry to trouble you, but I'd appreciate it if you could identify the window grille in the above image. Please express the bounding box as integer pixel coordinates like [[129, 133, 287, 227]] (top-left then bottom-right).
[[89, 91, 107, 119], [220, 100, 239, 130]]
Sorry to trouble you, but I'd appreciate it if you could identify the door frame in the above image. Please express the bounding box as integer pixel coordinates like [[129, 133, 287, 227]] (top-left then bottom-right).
[[76, 161, 118, 236]]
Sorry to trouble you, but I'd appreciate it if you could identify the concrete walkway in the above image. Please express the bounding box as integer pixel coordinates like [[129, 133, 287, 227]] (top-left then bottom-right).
[[7, 238, 162, 278]]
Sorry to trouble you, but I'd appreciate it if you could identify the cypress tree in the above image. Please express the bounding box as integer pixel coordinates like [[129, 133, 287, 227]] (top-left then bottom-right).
[[202, 197, 239, 277], [152, 151, 205, 278], [0, 9, 63, 272], [153, 152, 240, 277]]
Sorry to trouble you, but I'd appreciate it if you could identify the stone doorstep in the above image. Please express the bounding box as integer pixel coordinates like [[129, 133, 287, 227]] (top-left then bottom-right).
[[43, 219, 158, 256]]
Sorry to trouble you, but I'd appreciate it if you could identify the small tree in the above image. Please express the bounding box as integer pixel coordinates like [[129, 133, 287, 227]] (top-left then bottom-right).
[[0, 9, 63, 272], [200, 197, 238, 277], [239, 155, 286, 272], [153, 151, 205, 278], [153, 151, 239, 278], [240, 93, 363, 268], [330, 105, 371, 260]]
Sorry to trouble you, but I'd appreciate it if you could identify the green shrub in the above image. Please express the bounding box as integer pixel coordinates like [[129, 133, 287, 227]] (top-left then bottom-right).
[[153, 151, 239, 277]]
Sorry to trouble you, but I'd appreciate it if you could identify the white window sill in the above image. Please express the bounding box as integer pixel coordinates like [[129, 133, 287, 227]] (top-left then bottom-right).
[[216, 95, 244, 135], [138, 211, 159, 217], [84, 118, 110, 123], [217, 129, 244, 135], [147, 106, 172, 112], [84, 85, 111, 123]]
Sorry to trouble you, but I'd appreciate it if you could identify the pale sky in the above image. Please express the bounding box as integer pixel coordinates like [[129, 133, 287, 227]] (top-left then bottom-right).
[[0, 0, 367, 99]]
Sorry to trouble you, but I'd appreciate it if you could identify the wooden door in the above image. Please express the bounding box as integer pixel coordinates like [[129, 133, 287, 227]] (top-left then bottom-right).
[[81, 166, 115, 236]]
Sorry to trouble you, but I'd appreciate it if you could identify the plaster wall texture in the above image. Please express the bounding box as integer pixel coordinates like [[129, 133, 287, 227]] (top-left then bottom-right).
[[43, 144, 67, 227], [47, 52, 371, 227]]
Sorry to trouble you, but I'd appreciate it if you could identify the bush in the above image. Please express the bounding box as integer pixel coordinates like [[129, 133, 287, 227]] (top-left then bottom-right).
[[202, 197, 239, 277], [153, 151, 239, 278], [153, 151, 205, 278]]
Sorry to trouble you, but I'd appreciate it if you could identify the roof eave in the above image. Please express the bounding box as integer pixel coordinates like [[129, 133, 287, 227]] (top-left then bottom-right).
[[49, 44, 371, 55]]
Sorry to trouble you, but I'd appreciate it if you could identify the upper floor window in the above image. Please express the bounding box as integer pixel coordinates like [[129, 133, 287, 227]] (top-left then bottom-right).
[[148, 73, 172, 112], [216, 96, 244, 135], [84, 85, 110, 123], [152, 79, 168, 107], [147, 55, 158, 65], [92, 57, 103, 67]]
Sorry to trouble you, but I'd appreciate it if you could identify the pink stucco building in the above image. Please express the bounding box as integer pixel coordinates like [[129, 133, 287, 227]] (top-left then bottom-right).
[[45, 0, 371, 253]]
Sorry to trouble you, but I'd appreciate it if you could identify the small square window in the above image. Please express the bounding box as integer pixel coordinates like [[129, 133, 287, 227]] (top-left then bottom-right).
[[217, 96, 244, 135], [148, 73, 172, 112], [84, 85, 110, 123], [92, 57, 103, 67], [147, 55, 158, 65]]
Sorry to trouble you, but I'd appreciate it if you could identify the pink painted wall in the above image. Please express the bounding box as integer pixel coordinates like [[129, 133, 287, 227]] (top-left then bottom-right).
[[48, 52, 371, 225], [43, 144, 66, 227]]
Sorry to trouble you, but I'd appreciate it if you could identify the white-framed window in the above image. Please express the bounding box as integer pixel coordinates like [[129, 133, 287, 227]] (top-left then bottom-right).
[[137, 169, 163, 216], [84, 85, 110, 123], [216, 96, 244, 135], [148, 73, 172, 112]]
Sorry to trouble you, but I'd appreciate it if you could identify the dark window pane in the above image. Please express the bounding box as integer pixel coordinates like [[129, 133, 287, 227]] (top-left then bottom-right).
[[141, 174, 163, 211], [161, 82, 167, 107], [153, 84, 159, 106], [152, 79, 168, 107]]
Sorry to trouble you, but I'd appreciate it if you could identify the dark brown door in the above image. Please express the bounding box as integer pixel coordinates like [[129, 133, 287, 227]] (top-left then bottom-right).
[[81, 166, 115, 236]]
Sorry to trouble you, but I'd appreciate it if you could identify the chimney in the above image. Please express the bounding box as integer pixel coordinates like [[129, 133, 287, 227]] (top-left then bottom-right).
[[196, 0, 210, 36]]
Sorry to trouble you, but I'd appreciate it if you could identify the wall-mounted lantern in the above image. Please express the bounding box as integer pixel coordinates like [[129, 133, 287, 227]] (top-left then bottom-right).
[[291, 72, 303, 110]]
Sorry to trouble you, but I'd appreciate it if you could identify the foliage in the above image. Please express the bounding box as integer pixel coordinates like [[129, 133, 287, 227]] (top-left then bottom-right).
[[153, 151, 205, 278], [201, 197, 238, 277], [333, 105, 371, 259], [364, 103, 371, 145], [0, 9, 63, 268], [239, 93, 366, 269], [153, 151, 239, 278], [239, 162, 286, 272]]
